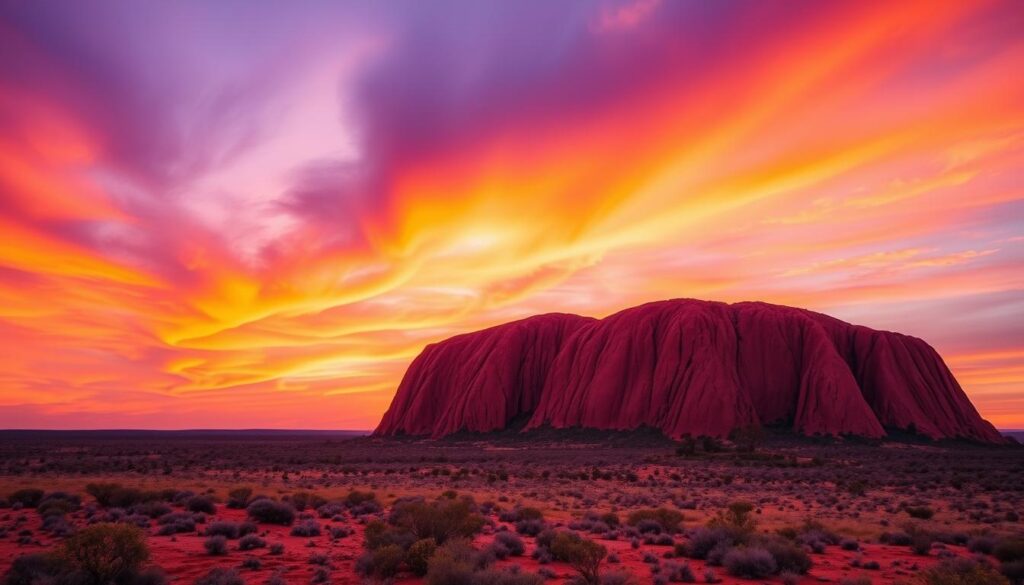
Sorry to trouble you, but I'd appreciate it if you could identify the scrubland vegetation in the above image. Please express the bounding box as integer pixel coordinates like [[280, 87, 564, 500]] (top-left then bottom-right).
[[0, 430, 1020, 584]]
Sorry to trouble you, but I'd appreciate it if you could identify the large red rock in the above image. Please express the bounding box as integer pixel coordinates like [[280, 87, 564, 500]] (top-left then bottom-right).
[[375, 313, 595, 438], [375, 299, 1005, 443]]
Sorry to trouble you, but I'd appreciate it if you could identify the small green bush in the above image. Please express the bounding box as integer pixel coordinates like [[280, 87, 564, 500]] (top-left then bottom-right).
[[346, 490, 377, 507], [59, 523, 149, 584], [226, 488, 252, 509], [361, 544, 404, 578], [920, 558, 1009, 585], [906, 506, 936, 520], [549, 532, 606, 584], [8, 489, 44, 508], [760, 537, 812, 574], [390, 498, 485, 544], [425, 539, 488, 585], [709, 501, 757, 534], [723, 546, 777, 579], [246, 499, 295, 525], [626, 508, 684, 533], [86, 483, 157, 508], [407, 538, 438, 576], [287, 491, 326, 511]]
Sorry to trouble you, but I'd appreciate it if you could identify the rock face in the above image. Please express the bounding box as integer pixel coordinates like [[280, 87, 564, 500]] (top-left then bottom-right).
[[375, 299, 1004, 443]]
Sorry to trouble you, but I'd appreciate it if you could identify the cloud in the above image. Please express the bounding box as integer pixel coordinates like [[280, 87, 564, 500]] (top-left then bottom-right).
[[1, 0, 1023, 429]]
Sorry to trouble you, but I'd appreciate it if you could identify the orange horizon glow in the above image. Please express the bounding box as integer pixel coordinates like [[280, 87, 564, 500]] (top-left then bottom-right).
[[1, 0, 1022, 430]]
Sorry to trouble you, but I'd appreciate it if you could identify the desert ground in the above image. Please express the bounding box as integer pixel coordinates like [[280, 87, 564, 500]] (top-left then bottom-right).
[[1, 430, 1021, 585]]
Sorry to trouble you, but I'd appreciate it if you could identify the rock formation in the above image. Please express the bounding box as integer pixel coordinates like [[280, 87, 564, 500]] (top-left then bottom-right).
[[375, 299, 1004, 443]]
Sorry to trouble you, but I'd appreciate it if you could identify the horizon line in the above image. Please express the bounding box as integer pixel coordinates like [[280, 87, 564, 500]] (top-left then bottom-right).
[[0, 428, 373, 433], [0, 427, 1021, 433]]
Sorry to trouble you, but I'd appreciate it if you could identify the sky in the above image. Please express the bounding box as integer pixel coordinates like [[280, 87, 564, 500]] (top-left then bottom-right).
[[0, 0, 1022, 430]]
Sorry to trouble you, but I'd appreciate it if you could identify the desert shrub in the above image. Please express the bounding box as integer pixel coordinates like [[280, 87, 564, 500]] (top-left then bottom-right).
[[356, 544, 404, 579], [920, 558, 1009, 585], [240, 557, 260, 571], [684, 527, 735, 560], [654, 534, 675, 546], [516, 519, 546, 536], [407, 538, 438, 576], [549, 532, 606, 584], [912, 532, 934, 556], [290, 519, 321, 537], [841, 538, 859, 551], [795, 520, 840, 550], [205, 535, 229, 556], [38, 492, 81, 517], [156, 511, 196, 535], [317, 502, 345, 519], [703, 568, 719, 583], [425, 550, 473, 585], [247, 499, 295, 525], [839, 578, 871, 585], [759, 537, 811, 574], [627, 508, 684, 534], [59, 523, 149, 584], [708, 501, 756, 534], [206, 521, 256, 539], [495, 532, 525, 556], [364, 519, 417, 551], [195, 567, 244, 585], [186, 496, 216, 514], [881, 531, 912, 546], [286, 491, 326, 512], [269, 543, 285, 555], [133, 501, 172, 519], [967, 536, 997, 555], [906, 506, 936, 520], [42, 515, 75, 536], [722, 546, 777, 579], [8, 489, 45, 508], [500, 507, 544, 523], [390, 497, 485, 544], [308, 552, 329, 566], [345, 490, 377, 507], [3, 553, 69, 585], [601, 513, 620, 528], [662, 560, 696, 582], [86, 484, 162, 509], [995, 539, 1024, 563], [425, 539, 492, 585], [226, 488, 252, 509], [328, 525, 351, 540], [238, 535, 266, 551]]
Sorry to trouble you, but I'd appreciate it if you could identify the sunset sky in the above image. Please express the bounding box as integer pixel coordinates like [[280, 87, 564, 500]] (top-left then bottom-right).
[[1, 0, 1022, 430]]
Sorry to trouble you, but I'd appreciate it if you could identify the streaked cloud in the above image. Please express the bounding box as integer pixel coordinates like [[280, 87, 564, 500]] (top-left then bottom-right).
[[1, 0, 1022, 429]]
